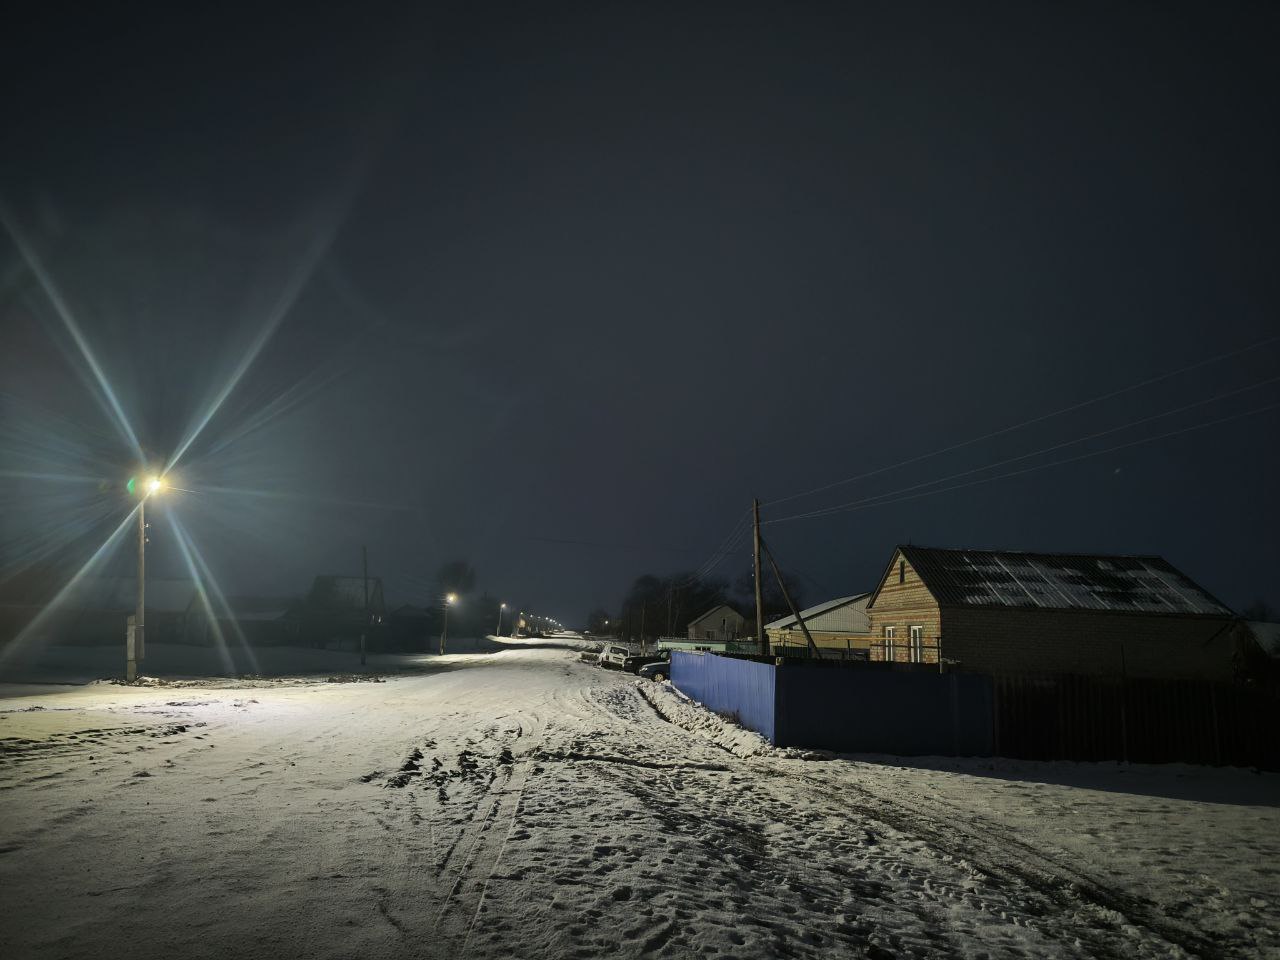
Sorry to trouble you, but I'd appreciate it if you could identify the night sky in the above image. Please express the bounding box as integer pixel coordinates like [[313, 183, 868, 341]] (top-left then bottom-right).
[[2, 2, 1277, 623]]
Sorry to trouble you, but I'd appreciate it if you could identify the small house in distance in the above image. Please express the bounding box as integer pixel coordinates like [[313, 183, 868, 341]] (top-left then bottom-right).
[[686, 604, 744, 644], [765, 594, 872, 652], [866, 545, 1238, 679]]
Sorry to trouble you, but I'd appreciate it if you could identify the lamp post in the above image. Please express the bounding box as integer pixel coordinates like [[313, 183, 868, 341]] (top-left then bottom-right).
[[127, 474, 165, 682], [495, 602, 506, 637], [439, 592, 457, 655]]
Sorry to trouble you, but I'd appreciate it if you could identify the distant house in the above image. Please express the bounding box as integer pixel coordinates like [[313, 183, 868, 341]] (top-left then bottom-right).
[[183, 595, 293, 646], [686, 604, 744, 644], [765, 594, 872, 652], [866, 545, 1238, 679], [1240, 621, 1280, 688], [296, 575, 387, 648], [56, 577, 198, 645]]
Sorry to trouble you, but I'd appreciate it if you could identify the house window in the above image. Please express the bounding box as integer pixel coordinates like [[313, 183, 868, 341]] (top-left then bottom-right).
[[899, 560, 905, 584], [909, 625, 923, 663], [705, 630, 714, 641], [883, 625, 896, 661]]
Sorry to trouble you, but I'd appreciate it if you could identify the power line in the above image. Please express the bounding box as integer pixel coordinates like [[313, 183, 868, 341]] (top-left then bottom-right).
[[762, 332, 1280, 509], [764, 400, 1280, 525], [765, 374, 1280, 523]]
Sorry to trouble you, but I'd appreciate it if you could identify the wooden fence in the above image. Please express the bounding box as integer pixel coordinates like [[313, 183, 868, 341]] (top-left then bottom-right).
[[992, 674, 1280, 769]]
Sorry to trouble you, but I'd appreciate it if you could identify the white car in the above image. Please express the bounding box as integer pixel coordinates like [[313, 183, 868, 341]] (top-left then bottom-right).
[[598, 644, 632, 670]]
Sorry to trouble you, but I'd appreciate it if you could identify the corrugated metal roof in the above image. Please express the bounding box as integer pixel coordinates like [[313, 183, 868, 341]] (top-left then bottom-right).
[[765, 594, 872, 633], [898, 546, 1233, 617]]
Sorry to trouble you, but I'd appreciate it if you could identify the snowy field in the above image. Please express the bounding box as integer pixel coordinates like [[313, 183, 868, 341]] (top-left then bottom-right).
[[1, 643, 1277, 959]]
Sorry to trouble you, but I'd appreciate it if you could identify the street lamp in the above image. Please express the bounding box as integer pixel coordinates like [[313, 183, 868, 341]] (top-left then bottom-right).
[[495, 601, 506, 637], [128, 473, 166, 682], [439, 592, 457, 655]]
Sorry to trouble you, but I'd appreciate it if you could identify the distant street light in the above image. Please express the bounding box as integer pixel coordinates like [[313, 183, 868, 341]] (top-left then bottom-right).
[[495, 601, 506, 637], [439, 592, 457, 655], [128, 473, 167, 681]]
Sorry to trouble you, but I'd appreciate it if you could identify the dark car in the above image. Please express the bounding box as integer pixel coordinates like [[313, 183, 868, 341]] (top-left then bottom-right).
[[623, 653, 668, 674], [638, 658, 673, 682]]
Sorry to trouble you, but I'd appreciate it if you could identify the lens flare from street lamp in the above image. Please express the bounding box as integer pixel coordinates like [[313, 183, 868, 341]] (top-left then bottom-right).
[[446, 592, 457, 604]]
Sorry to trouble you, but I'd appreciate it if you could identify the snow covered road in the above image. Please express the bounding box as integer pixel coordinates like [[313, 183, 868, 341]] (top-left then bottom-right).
[[1, 645, 1277, 959]]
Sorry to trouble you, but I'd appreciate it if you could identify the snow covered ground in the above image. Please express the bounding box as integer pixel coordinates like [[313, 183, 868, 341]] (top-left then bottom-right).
[[1, 643, 1277, 959]]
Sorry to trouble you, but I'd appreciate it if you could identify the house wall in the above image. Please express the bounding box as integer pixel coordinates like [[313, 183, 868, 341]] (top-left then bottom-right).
[[767, 628, 872, 651], [866, 551, 943, 663], [942, 607, 1237, 680], [686, 607, 744, 643]]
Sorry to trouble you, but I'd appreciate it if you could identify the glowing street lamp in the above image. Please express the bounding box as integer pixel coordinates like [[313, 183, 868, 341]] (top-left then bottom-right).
[[439, 592, 458, 655], [127, 473, 167, 681], [495, 601, 507, 637]]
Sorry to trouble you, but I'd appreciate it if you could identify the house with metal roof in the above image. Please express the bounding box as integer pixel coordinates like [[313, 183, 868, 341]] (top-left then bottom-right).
[[686, 604, 744, 644], [764, 594, 873, 653], [865, 545, 1239, 680]]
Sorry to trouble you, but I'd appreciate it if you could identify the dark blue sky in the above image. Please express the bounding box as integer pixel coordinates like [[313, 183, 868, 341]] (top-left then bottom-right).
[[2, 2, 1277, 621]]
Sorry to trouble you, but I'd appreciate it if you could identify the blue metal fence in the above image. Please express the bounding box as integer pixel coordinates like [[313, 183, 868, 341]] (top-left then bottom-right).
[[670, 651, 777, 742]]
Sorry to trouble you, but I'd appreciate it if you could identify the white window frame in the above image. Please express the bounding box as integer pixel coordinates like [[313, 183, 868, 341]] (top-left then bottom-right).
[[883, 625, 896, 661], [909, 625, 923, 663]]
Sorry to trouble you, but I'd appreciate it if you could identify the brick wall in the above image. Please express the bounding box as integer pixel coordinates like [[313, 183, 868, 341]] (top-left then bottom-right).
[[944, 607, 1236, 680], [866, 550, 942, 663]]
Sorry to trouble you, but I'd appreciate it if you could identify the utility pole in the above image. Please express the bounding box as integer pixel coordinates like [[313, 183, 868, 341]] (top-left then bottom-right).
[[762, 538, 819, 658], [360, 545, 368, 667], [639, 604, 647, 654], [128, 500, 146, 682], [495, 602, 505, 637], [752, 498, 766, 656]]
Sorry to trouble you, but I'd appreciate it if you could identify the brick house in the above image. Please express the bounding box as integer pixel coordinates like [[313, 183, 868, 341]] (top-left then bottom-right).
[[865, 545, 1239, 680]]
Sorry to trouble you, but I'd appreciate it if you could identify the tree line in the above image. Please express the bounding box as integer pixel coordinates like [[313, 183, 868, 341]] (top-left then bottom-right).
[[587, 566, 807, 643]]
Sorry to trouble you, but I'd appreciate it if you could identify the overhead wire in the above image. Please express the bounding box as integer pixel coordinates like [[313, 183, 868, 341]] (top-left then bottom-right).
[[761, 332, 1280, 509], [764, 399, 1280, 525], [765, 373, 1280, 523]]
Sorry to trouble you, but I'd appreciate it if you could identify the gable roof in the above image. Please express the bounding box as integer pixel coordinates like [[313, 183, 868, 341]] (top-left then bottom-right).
[[1247, 621, 1280, 658], [309, 575, 386, 614], [885, 545, 1233, 618], [765, 593, 872, 633], [687, 603, 743, 628], [64, 578, 198, 613]]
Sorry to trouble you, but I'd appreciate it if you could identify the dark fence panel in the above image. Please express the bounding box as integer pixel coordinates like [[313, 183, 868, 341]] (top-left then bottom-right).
[[992, 675, 1280, 769], [670, 651, 777, 742], [775, 666, 993, 755], [672, 654, 1280, 768]]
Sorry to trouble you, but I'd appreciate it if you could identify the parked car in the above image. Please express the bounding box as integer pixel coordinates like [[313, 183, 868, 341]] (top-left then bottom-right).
[[623, 653, 668, 674], [598, 644, 633, 670], [638, 659, 673, 682], [579, 643, 603, 665]]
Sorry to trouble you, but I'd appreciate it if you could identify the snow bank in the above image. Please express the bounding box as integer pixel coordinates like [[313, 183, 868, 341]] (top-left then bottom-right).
[[636, 678, 778, 758]]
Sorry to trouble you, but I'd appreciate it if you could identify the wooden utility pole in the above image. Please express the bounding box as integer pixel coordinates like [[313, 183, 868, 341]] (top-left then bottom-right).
[[360, 545, 369, 667], [762, 538, 819, 658], [752, 498, 766, 656]]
